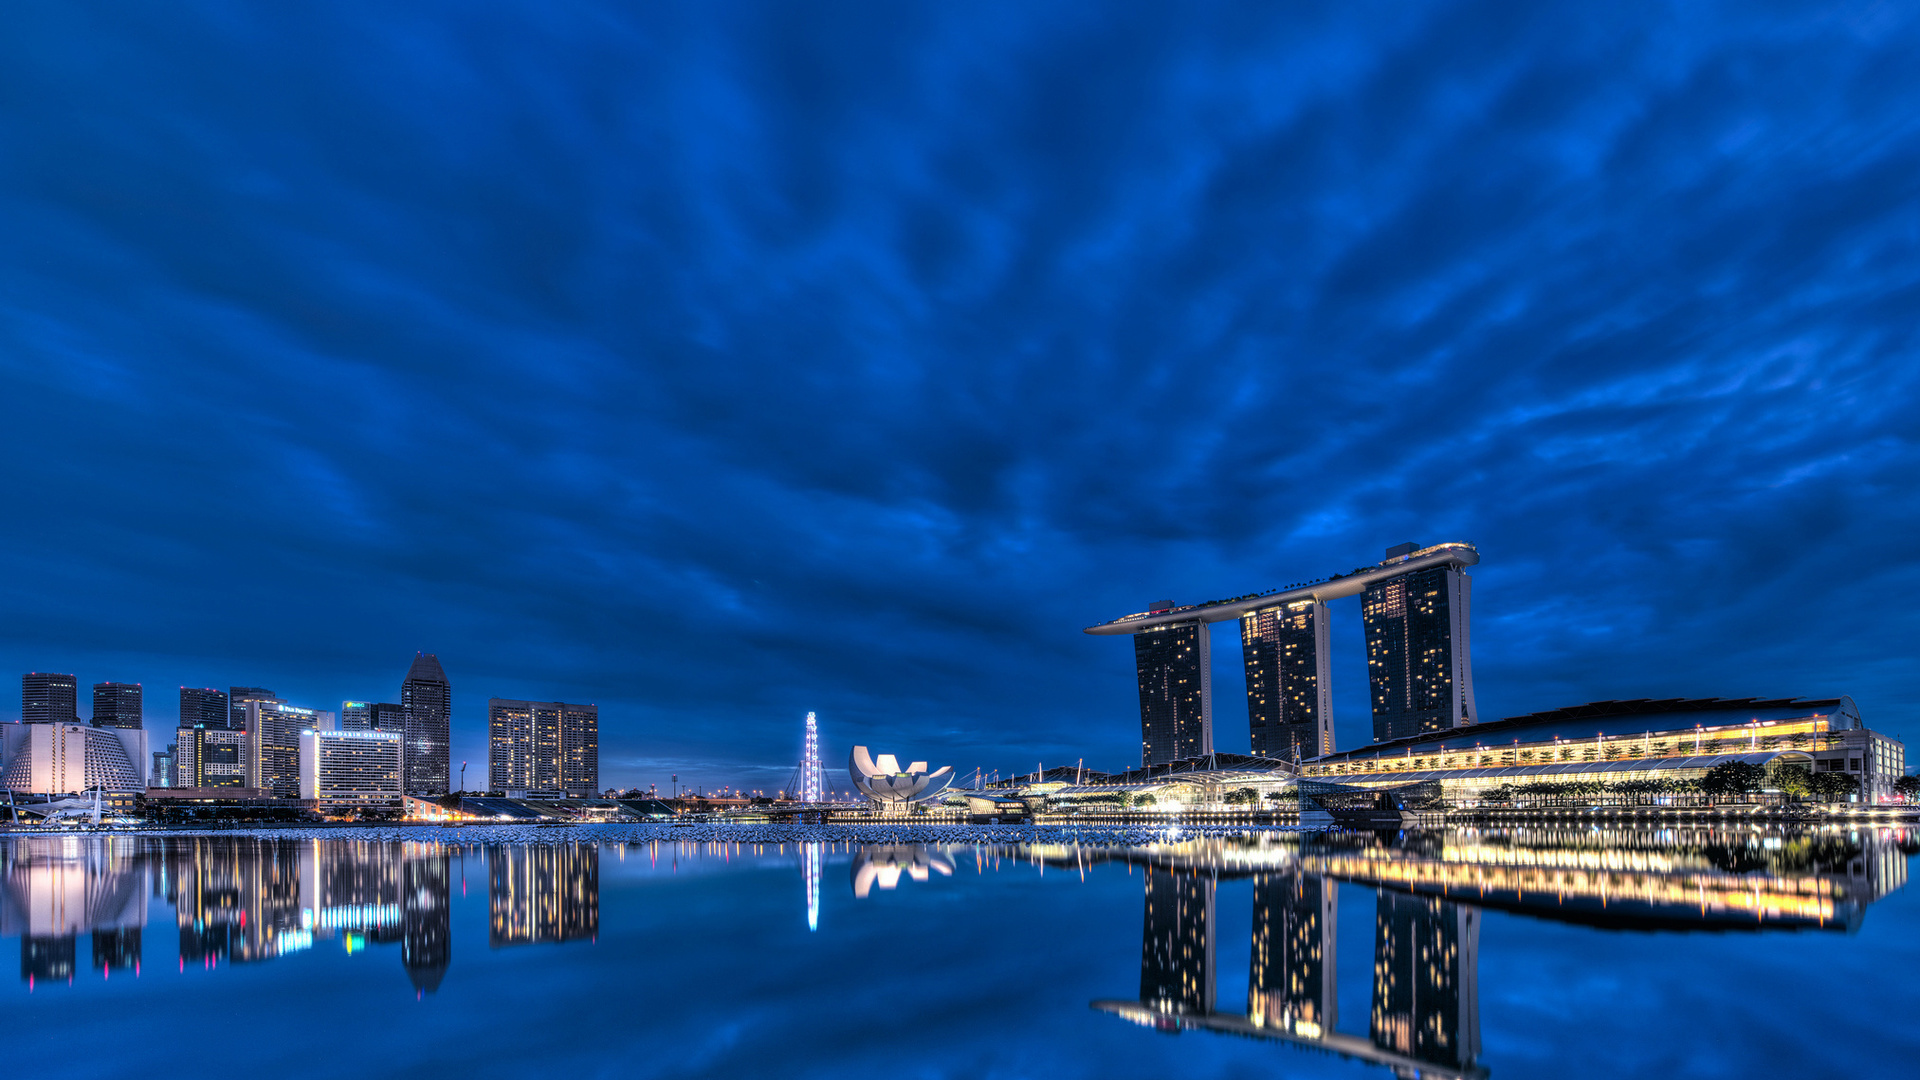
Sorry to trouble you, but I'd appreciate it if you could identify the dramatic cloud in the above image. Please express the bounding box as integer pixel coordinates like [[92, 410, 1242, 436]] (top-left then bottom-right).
[[1, 1, 1915, 787]]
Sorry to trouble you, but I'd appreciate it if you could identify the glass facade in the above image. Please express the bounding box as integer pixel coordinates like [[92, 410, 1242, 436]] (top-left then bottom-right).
[[401, 653, 451, 796], [1240, 600, 1333, 760], [92, 682, 143, 729], [21, 673, 78, 724], [179, 687, 229, 730], [1361, 565, 1476, 742], [1134, 620, 1210, 766]]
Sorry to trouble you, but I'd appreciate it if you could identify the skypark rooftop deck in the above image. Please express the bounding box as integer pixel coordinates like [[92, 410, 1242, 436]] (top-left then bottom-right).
[[1084, 541, 1478, 634]]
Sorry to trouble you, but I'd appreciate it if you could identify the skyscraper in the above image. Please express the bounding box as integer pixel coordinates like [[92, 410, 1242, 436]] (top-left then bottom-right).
[[401, 653, 451, 796], [1361, 551, 1477, 743], [1241, 600, 1334, 760], [229, 687, 277, 730], [179, 687, 229, 730], [21, 673, 78, 724], [245, 700, 334, 799], [1134, 615, 1210, 767], [341, 701, 402, 732], [92, 682, 143, 729], [488, 698, 598, 797]]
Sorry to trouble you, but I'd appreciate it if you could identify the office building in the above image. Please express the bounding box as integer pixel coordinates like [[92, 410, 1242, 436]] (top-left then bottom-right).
[[1241, 599, 1333, 760], [175, 726, 250, 788], [401, 653, 451, 795], [488, 698, 600, 797], [92, 682, 143, 729], [1134, 613, 1210, 767], [0, 722, 149, 793], [246, 700, 335, 799], [299, 729, 403, 813], [1361, 550, 1477, 742], [230, 687, 277, 729], [179, 687, 230, 730], [21, 673, 79, 724], [151, 743, 176, 788], [341, 701, 404, 732]]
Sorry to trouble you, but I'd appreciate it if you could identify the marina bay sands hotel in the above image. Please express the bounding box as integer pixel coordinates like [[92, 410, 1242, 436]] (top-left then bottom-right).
[[1086, 541, 1479, 766]]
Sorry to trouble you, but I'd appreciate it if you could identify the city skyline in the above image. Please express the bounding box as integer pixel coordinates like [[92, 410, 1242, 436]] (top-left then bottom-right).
[[0, 3, 1915, 793]]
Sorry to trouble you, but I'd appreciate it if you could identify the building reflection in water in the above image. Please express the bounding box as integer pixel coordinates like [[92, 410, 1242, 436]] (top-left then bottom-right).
[[0, 837, 464, 994], [849, 845, 955, 899], [488, 844, 598, 947], [801, 842, 823, 931], [1079, 825, 1915, 1080]]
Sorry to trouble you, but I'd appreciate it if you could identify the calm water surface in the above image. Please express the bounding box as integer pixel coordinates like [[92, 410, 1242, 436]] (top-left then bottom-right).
[[6, 825, 1917, 1078]]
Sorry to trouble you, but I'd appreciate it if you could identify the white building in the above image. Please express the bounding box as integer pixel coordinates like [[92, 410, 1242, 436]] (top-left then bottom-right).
[[0, 723, 149, 794], [299, 729, 402, 814], [176, 726, 251, 788]]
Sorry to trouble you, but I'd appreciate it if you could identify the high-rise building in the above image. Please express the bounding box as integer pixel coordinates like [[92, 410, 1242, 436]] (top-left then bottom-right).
[[245, 700, 334, 799], [1361, 552, 1477, 743], [1134, 614, 1210, 767], [151, 743, 177, 788], [341, 701, 404, 732], [1249, 874, 1337, 1036], [92, 682, 143, 729], [229, 687, 277, 730], [175, 727, 250, 788], [488, 699, 599, 797], [401, 653, 451, 796], [1370, 892, 1480, 1071], [179, 687, 229, 730], [1241, 599, 1334, 760], [299, 729, 402, 814], [21, 673, 79, 724], [1139, 865, 1214, 1016]]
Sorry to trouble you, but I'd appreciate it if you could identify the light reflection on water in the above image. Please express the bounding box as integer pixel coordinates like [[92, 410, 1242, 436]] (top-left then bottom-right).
[[3, 825, 1915, 1078]]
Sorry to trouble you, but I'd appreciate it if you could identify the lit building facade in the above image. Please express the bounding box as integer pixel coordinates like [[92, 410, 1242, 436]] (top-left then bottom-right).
[[229, 687, 277, 729], [341, 701, 404, 732], [1361, 559, 1476, 742], [0, 722, 149, 793], [488, 698, 598, 798], [246, 701, 335, 799], [175, 726, 251, 788], [151, 743, 176, 788], [92, 682, 143, 729], [1370, 892, 1479, 1072], [1135, 617, 1210, 767], [1299, 696, 1908, 804], [21, 673, 79, 725], [299, 729, 403, 813], [179, 687, 230, 730], [1241, 599, 1333, 760], [401, 653, 451, 795]]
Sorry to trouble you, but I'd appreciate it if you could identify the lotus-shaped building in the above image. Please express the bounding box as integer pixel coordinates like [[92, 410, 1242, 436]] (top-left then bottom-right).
[[848, 747, 954, 805]]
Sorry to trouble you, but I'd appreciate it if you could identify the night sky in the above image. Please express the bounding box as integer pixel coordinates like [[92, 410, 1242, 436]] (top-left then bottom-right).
[[1, 2, 1915, 793]]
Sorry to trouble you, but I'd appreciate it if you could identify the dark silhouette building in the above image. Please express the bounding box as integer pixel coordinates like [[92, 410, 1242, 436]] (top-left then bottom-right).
[[401, 654, 451, 795], [179, 687, 230, 730], [21, 672, 78, 724], [342, 701, 404, 732], [402, 850, 452, 993], [1361, 553, 1477, 743], [92, 682, 143, 729], [1241, 600, 1333, 760], [1134, 615, 1210, 767]]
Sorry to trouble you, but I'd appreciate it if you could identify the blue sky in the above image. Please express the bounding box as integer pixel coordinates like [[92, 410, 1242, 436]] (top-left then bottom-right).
[[1, 1, 1916, 791]]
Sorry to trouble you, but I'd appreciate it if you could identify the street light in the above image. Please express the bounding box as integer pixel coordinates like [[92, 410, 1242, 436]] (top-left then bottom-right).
[[459, 761, 467, 794]]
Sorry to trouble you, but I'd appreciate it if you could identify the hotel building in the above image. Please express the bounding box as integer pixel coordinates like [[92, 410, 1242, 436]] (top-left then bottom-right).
[[488, 698, 599, 797], [0, 722, 149, 793], [298, 729, 403, 814], [1134, 616, 1210, 766]]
